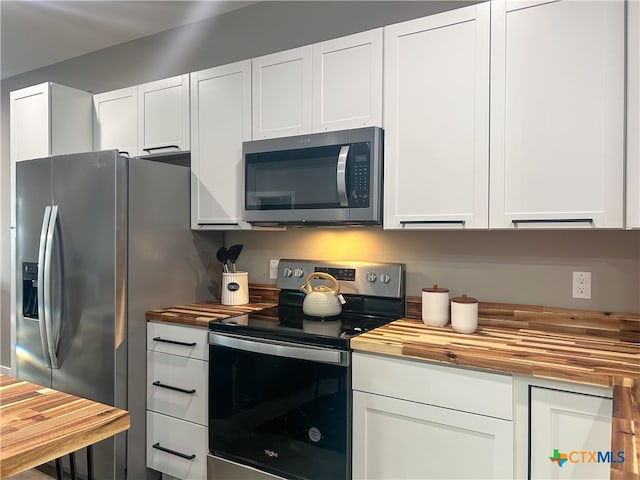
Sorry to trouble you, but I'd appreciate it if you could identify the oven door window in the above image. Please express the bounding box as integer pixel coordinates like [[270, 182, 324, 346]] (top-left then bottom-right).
[[245, 145, 344, 210], [209, 344, 350, 480]]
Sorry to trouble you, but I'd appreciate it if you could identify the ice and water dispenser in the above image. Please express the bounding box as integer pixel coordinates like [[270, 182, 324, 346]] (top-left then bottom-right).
[[22, 262, 38, 319]]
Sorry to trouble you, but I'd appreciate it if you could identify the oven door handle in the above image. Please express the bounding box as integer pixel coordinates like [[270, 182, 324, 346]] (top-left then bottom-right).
[[209, 332, 349, 366]]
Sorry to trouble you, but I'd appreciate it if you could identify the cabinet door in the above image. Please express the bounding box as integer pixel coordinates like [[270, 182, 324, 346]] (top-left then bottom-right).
[[312, 28, 382, 132], [190, 61, 252, 229], [626, 0, 640, 228], [147, 411, 207, 480], [383, 3, 490, 229], [529, 387, 612, 480], [93, 86, 138, 156], [490, 0, 624, 229], [252, 46, 313, 139], [138, 74, 190, 155], [147, 351, 208, 425], [10, 83, 51, 162], [353, 391, 513, 480]]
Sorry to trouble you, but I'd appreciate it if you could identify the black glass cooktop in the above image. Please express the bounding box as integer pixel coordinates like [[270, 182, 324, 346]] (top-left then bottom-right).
[[209, 290, 405, 350]]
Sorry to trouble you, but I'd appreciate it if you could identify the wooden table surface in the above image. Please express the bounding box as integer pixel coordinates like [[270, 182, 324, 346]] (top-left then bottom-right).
[[0, 375, 130, 477]]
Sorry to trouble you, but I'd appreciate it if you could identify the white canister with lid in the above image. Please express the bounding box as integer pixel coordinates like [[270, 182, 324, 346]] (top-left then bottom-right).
[[450, 294, 479, 333], [421, 284, 450, 327]]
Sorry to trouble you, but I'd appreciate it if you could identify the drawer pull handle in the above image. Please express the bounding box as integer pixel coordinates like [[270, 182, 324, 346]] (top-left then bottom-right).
[[400, 220, 465, 225], [511, 218, 593, 224], [143, 145, 180, 153], [152, 442, 196, 460], [152, 337, 196, 347], [152, 381, 196, 395]]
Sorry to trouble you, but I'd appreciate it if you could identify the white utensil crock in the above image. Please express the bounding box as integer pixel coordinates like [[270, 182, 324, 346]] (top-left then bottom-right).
[[221, 271, 249, 306], [422, 284, 450, 327]]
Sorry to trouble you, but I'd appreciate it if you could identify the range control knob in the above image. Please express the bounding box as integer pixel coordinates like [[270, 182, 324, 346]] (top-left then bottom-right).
[[379, 273, 391, 284], [283, 268, 293, 277], [294, 268, 305, 278], [366, 271, 377, 282]]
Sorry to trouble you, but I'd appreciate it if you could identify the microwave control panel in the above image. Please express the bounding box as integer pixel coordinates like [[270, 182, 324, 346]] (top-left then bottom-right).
[[350, 153, 370, 207]]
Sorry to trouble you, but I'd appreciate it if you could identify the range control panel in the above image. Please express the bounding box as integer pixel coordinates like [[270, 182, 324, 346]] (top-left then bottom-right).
[[277, 259, 404, 298]]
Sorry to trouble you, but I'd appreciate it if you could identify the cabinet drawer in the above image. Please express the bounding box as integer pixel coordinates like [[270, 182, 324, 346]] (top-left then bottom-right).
[[352, 352, 513, 420], [147, 351, 208, 425], [147, 322, 208, 360], [147, 411, 207, 480]]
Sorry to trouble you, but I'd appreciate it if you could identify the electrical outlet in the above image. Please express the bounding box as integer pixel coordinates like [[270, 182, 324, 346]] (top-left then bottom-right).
[[269, 259, 279, 280], [572, 271, 591, 299]]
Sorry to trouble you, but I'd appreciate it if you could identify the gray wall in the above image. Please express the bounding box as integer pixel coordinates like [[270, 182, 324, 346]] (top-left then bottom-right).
[[224, 229, 640, 312], [1, 0, 639, 368]]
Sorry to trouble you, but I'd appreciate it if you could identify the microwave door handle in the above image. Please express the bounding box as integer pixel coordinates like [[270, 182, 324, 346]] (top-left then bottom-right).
[[337, 145, 350, 207]]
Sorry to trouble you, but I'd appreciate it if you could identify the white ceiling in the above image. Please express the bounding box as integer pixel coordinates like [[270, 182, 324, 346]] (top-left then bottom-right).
[[0, 1, 257, 80]]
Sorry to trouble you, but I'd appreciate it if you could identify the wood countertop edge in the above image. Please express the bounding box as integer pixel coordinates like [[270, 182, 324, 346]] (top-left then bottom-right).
[[1, 411, 130, 477]]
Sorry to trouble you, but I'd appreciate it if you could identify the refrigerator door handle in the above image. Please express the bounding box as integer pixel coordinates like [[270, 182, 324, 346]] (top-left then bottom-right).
[[44, 205, 60, 369], [37, 206, 52, 368]]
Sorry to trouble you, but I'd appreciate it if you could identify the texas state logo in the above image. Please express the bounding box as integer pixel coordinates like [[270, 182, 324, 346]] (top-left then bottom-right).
[[549, 449, 624, 467], [549, 449, 568, 467]]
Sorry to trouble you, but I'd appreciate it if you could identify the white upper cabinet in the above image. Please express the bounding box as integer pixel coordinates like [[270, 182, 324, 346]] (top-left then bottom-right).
[[252, 46, 313, 139], [312, 28, 383, 132], [191, 61, 252, 230], [138, 74, 190, 155], [383, 3, 490, 229], [10, 82, 92, 163], [489, 0, 625, 229], [93, 86, 138, 156], [626, 0, 640, 228], [252, 29, 383, 139]]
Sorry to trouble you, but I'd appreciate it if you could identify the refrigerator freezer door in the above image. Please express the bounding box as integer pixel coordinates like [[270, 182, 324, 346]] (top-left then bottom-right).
[[50, 150, 125, 479], [16, 157, 53, 387]]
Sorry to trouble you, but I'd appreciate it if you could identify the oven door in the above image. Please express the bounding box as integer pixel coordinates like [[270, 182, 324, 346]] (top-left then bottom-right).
[[208, 332, 351, 480]]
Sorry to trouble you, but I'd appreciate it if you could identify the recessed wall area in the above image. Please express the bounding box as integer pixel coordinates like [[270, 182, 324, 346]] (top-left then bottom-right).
[[224, 229, 640, 313]]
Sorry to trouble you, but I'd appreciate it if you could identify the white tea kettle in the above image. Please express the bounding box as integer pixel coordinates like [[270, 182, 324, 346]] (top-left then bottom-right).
[[301, 272, 343, 317]]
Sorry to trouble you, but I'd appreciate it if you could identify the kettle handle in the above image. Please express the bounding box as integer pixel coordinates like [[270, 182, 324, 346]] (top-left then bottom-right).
[[304, 272, 341, 296]]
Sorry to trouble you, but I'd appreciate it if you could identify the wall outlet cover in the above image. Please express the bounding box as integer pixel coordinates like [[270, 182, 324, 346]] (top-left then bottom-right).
[[269, 259, 279, 280], [572, 271, 591, 299]]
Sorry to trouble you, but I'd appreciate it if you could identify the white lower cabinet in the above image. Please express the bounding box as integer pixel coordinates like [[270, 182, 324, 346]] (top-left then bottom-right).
[[147, 411, 207, 480], [515, 377, 613, 480], [353, 391, 513, 480], [146, 322, 208, 480], [352, 352, 514, 480]]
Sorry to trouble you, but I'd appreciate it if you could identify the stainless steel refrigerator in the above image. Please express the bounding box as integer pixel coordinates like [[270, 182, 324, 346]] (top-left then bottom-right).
[[15, 149, 219, 479]]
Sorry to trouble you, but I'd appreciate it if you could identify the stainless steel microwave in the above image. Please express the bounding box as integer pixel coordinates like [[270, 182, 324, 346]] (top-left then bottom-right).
[[243, 127, 383, 225]]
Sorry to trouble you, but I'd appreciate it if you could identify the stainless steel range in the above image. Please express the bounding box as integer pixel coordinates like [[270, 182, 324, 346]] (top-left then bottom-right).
[[207, 259, 405, 480]]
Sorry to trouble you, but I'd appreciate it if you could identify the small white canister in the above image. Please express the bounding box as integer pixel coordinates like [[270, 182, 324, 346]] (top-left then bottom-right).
[[221, 271, 249, 306], [450, 294, 479, 333], [421, 284, 450, 327]]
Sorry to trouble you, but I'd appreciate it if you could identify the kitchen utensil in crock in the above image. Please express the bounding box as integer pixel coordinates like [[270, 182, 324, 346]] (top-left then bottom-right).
[[227, 244, 244, 272], [301, 272, 343, 317], [216, 246, 229, 272], [450, 294, 479, 333]]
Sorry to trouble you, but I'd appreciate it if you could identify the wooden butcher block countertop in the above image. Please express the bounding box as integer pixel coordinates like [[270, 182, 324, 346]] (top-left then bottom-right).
[[145, 301, 278, 328], [0, 375, 130, 477], [352, 300, 640, 479], [351, 318, 640, 387]]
